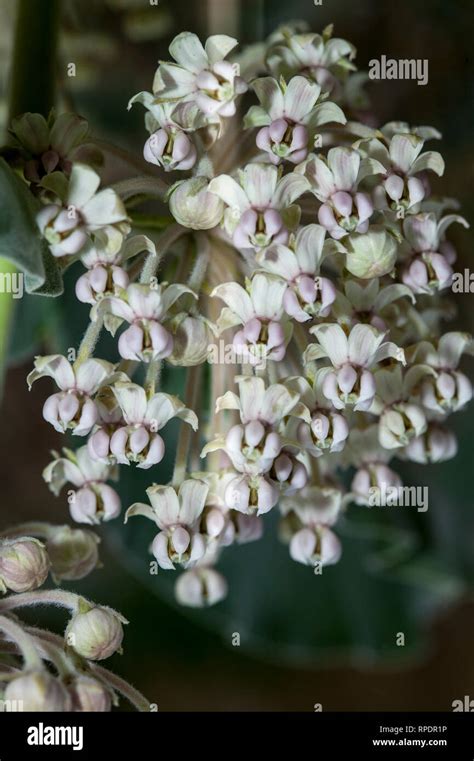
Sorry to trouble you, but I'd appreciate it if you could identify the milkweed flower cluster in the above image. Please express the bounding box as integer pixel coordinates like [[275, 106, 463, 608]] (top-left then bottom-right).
[[26, 23, 472, 610]]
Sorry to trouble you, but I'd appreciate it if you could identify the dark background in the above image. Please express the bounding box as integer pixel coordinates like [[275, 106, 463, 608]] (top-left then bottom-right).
[[0, 0, 473, 710]]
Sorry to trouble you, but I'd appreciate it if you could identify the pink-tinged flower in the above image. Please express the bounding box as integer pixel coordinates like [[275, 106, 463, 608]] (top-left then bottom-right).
[[4, 671, 72, 712], [223, 473, 280, 516], [366, 128, 445, 212], [208, 163, 309, 250], [411, 332, 474, 415], [403, 424, 457, 464], [305, 323, 405, 411], [287, 376, 349, 456], [65, 604, 127, 661], [98, 282, 194, 362], [94, 381, 198, 469], [371, 366, 429, 449], [401, 213, 468, 294], [303, 147, 382, 239], [196, 472, 264, 546], [332, 277, 414, 332], [345, 426, 402, 505], [128, 97, 200, 172], [212, 274, 292, 364], [175, 567, 228, 607], [27, 355, 119, 436], [0, 537, 50, 593], [260, 224, 336, 321], [153, 32, 247, 119], [280, 485, 345, 567], [36, 163, 129, 257], [126, 480, 208, 570], [265, 26, 356, 97], [269, 448, 309, 494], [43, 446, 121, 525], [245, 75, 345, 164], [69, 675, 112, 712]]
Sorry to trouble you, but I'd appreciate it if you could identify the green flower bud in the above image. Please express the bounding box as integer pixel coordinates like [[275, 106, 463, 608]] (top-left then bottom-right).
[[345, 226, 398, 279], [46, 526, 100, 582], [168, 177, 224, 230]]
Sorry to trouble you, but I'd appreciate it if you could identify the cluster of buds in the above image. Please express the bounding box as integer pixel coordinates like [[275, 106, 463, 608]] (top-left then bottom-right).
[[0, 523, 148, 711], [23, 22, 472, 611]]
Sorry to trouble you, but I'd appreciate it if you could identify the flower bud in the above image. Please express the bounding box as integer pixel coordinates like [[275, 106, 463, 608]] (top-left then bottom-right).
[[65, 602, 127, 661], [46, 526, 100, 582], [169, 177, 224, 230], [0, 538, 50, 593], [69, 675, 112, 711], [4, 671, 72, 711], [168, 314, 213, 366], [345, 226, 398, 279], [175, 568, 227, 607]]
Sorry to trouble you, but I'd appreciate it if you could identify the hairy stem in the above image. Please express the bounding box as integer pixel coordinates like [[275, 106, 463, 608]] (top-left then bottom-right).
[[172, 365, 202, 486], [0, 615, 43, 670], [0, 589, 84, 615], [75, 314, 104, 366]]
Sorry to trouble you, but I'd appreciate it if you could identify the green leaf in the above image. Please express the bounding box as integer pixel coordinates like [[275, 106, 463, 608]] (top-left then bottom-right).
[[0, 158, 63, 295]]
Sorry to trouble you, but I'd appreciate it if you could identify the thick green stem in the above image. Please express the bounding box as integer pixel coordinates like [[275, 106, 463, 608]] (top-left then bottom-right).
[[8, 0, 60, 119], [75, 314, 104, 366], [139, 223, 186, 285], [172, 365, 202, 486], [144, 359, 161, 398]]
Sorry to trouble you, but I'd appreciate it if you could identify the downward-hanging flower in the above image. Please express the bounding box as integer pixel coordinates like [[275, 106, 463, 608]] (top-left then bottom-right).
[[331, 277, 415, 332], [127, 97, 203, 172], [305, 323, 405, 411], [370, 365, 429, 449], [303, 147, 383, 239], [259, 224, 336, 321], [410, 332, 473, 415], [27, 355, 120, 436], [97, 282, 195, 362], [244, 75, 346, 164], [36, 163, 129, 257], [153, 32, 248, 119], [208, 162, 309, 251], [212, 274, 292, 364], [344, 426, 402, 505], [286, 375, 349, 456], [125, 479, 208, 570], [202, 375, 306, 515], [89, 381, 198, 469], [280, 485, 345, 567], [401, 213, 468, 294], [365, 128, 445, 212], [43, 446, 121, 525], [265, 25, 356, 97]]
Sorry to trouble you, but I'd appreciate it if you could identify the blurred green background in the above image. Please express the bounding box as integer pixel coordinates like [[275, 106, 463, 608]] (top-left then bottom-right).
[[0, 0, 473, 710]]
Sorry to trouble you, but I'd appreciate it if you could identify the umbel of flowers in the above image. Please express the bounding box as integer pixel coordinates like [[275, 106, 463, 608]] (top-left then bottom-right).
[[21, 24, 472, 610]]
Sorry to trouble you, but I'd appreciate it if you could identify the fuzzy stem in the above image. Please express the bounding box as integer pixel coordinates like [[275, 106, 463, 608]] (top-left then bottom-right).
[[111, 176, 169, 202], [172, 365, 202, 486], [187, 234, 210, 293], [0, 589, 84, 615], [75, 314, 104, 366], [139, 224, 187, 285], [0, 615, 43, 670]]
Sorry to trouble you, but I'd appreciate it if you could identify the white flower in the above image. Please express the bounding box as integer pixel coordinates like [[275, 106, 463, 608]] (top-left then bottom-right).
[[332, 277, 414, 332], [36, 163, 129, 257], [43, 446, 121, 525], [98, 282, 194, 362], [280, 484, 344, 567], [287, 375, 349, 456], [411, 332, 474, 414], [175, 567, 228, 607], [245, 75, 345, 164], [95, 381, 198, 469], [212, 274, 292, 363], [209, 162, 309, 250], [259, 224, 336, 321], [365, 129, 445, 212], [305, 323, 405, 411], [403, 424, 457, 464], [372, 365, 429, 449], [265, 26, 356, 96], [154, 32, 247, 118], [27, 355, 119, 435], [401, 213, 468, 294], [344, 426, 402, 505], [303, 147, 382, 239], [126, 479, 208, 570]]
